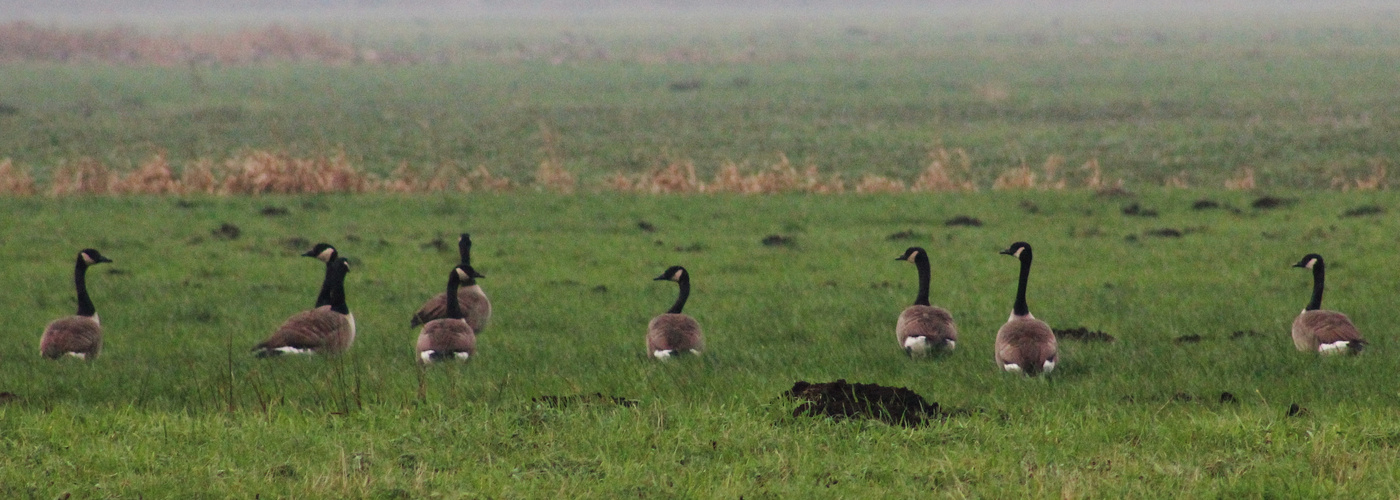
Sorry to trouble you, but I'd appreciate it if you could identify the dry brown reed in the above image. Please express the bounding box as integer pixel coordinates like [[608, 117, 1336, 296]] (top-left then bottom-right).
[[912, 148, 977, 192], [0, 22, 380, 66], [1225, 167, 1256, 190], [1332, 159, 1387, 191], [220, 151, 372, 194], [855, 175, 906, 193], [0, 158, 35, 196], [50, 158, 115, 196], [534, 123, 576, 194], [112, 154, 179, 194]]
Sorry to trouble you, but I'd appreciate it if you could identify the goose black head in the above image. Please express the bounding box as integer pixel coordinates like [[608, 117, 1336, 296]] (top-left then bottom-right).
[[1293, 253, 1323, 269], [654, 265, 687, 282], [458, 233, 473, 261], [78, 248, 112, 266], [333, 257, 351, 273], [302, 243, 338, 263], [999, 241, 1032, 259], [896, 247, 927, 262]]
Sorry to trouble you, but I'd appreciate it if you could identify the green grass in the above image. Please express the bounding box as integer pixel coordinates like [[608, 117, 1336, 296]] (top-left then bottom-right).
[[2, 8, 1400, 187], [4, 191, 1400, 496]]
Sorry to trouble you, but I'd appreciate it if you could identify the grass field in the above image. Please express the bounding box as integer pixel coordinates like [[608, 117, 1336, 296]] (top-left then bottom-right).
[[5, 4, 1400, 497], [4, 191, 1400, 497]]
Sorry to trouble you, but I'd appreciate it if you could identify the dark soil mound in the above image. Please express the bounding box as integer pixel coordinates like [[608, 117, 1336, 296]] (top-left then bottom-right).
[[761, 235, 795, 247], [1121, 203, 1158, 217], [944, 215, 982, 227], [259, 206, 290, 216], [1219, 392, 1237, 404], [886, 230, 921, 241], [1191, 199, 1221, 210], [1229, 330, 1264, 340], [1342, 205, 1384, 218], [786, 379, 941, 427], [1146, 228, 1183, 238], [211, 223, 241, 240], [533, 393, 637, 408], [1174, 334, 1203, 344], [0, 392, 16, 404], [637, 220, 657, 232], [1053, 327, 1116, 342], [1251, 196, 1294, 209]]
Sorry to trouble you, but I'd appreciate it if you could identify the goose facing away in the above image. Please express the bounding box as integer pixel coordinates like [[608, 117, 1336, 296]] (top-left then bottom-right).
[[1291, 254, 1366, 354], [417, 265, 478, 363], [648, 265, 703, 359], [40, 249, 113, 360], [995, 242, 1058, 376], [253, 257, 356, 357], [895, 247, 958, 356], [410, 233, 491, 332]]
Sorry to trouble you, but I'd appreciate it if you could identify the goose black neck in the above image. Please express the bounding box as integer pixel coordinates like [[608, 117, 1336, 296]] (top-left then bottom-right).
[[313, 260, 334, 307], [444, 271, 464, 319], [458, 239, 472, 266], [1306, 260, 1325, 311], [668, 274, 690, 314], [1013, 251, 1032, 316], [324, 264, 350, 315], [912, 253, 931, 307], [74, 257, 96, 317]]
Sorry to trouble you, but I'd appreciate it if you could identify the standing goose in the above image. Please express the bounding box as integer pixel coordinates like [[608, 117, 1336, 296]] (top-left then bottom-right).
[[410, 233, 491, 332], [40, 249, 113, 360], [648, 265, 703, 359], [895, 247, 958, 356], [416, 265, 478, 363], [995, 242, 1058, 375], [253, 257, 356, 357], [1291, 253, 1366, 354]]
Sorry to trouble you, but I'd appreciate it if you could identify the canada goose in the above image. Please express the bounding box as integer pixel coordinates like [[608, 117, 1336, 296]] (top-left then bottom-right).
[[995, 242, 1058, 375], [895, 247, 957, 356], [410, 233, 491, 332], [39, 249, 113, 360], [648, 265, 703, 359], [416, 265, 478, 363], [1291, 253, 1366, 354], [253, 257, 355, 357]]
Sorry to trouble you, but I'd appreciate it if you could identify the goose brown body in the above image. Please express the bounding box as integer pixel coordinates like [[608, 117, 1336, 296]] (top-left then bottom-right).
[[647, 313, 703, 356], [410, 287, 491, 331], [40, 316, 103, 360], [39, 249, 111, 361], [995, 316, 1057, 375]]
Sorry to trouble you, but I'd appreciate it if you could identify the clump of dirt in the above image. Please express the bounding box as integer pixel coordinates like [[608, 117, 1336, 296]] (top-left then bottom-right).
[[761, 235, 795, 247], [944, 215, 982, 227], [211, 223, 241, 240], [259, 206, 290, 216], [1174, 334, 1203, 344], [886, 230, 921, 241], [421, 237, 448, 252], [1171, 392, 1194, 402], [1053, 327, 1116, 342], [1287, 403, 1309, 417], [0, 392, 17, 404], [1342, 205, 1384, 218], [1229, 330, 1264, 340], [1145, 228, 1183, 238], [674, 243, 705, 252], [637, 220, 657, 232], [533, 393, 638, 408], [786, 379, 944, 427], [1191, 199, 1220, 210], [1121, 203, 1158, 217], [1219, 392, 1237, 404], [1018, 200, 1040, 214], [1251, 196, 1294, 209]]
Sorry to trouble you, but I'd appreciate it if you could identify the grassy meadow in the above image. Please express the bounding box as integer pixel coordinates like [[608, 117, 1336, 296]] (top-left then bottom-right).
[[4, 192, 1400, 497], [4, 4, 1400, 497]]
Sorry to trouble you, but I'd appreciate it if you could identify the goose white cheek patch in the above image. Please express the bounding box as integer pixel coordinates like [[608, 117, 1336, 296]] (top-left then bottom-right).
[[318, 248, 335, 261], [671, 269, 684, 281]]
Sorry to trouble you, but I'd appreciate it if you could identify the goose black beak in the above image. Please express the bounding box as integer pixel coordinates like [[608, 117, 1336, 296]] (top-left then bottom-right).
[[999, 249, 1015, 255], [653, 274, 669, 281], [97, 256, 113, 263], [1291, 262, 1306, 268]]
